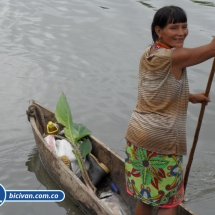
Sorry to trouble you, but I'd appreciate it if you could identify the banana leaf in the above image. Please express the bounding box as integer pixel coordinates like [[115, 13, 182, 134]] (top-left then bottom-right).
[[55, 92, 92, 158]]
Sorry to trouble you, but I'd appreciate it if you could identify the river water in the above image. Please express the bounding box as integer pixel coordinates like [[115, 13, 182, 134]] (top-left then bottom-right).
[[0, 0, 215, 214]]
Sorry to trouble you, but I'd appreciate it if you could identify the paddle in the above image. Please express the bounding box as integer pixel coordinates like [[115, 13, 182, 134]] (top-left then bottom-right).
[[184, 57, 215, 193]]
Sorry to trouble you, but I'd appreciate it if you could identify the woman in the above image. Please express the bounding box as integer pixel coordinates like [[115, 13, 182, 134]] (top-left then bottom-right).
[[125, 5, 214, 215]]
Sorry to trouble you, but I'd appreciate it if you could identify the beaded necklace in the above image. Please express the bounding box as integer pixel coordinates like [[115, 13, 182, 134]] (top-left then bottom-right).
[[154, 40, 172, 50]]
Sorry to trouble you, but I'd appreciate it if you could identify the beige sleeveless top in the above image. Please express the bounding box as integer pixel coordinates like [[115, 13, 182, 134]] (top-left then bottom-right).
[[125, 47, 189, 155]]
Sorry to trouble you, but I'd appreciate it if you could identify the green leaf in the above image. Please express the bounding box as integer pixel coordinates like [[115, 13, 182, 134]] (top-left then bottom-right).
[[55, 92, 92, 159], [55, 93, 72, 126], [73, 123, 91, 142], [64, 127, 79, 143], [55, 93, 76, 143], [79, 138, 92, 158]]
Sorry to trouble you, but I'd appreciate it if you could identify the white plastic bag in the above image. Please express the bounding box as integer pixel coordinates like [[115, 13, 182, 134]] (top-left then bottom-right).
[[44, 135, 57, 153], [55, 139, 89, 177]]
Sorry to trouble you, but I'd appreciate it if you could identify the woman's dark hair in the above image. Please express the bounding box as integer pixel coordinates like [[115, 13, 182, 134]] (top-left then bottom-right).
[[151, 6, 187, 42]]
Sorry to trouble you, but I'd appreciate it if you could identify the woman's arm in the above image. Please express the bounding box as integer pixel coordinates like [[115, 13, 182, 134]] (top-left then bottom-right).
[[189, 93, 211, 104], [172, 37, 215, 70]]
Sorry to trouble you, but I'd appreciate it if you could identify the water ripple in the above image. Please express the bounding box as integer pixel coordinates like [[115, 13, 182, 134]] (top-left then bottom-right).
[[0, 0, 215, 214]]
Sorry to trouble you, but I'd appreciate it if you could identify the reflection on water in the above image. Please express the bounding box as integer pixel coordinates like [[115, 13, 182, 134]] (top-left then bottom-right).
[[25, 147, 85, 215], [190, 0, 215, 7]]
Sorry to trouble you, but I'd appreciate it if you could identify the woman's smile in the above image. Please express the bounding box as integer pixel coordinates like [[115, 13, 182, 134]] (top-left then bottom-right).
[[156, 22, 188, 48]]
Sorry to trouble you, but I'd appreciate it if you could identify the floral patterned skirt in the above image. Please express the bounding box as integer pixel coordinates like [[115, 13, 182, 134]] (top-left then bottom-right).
[[125, 141, 184, 208]]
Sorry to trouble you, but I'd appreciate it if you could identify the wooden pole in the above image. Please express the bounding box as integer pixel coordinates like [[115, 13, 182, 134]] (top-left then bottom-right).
[[184, 57, 215, 193]]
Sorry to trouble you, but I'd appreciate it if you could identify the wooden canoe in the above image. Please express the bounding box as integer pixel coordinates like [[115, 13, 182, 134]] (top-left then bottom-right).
[[27, 100, 196, 215]]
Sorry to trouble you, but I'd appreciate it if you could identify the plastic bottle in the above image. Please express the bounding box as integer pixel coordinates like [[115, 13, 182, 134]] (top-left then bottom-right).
[[46, 121, 59, 134]]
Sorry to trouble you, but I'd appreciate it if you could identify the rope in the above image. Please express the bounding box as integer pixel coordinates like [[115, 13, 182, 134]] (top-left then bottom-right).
[[26, 103, 46, 134], [60, 155, 70, 168]]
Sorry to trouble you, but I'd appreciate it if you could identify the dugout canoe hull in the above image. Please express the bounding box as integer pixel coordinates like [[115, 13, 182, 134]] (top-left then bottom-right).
[[27, 100, 196, 215]]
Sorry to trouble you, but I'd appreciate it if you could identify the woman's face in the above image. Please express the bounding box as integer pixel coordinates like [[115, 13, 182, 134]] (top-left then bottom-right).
[[155, 22, 188, 48]]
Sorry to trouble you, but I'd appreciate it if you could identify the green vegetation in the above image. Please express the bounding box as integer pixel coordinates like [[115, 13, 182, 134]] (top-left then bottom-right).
[[137, 1, 154, 8], [191, 0, 215, 7], [100, 6, 109, 9], [55, 92, 92, 158]]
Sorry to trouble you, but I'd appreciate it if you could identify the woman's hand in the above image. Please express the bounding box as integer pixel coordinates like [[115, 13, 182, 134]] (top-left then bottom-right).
[[189, 93, 211, 105]]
